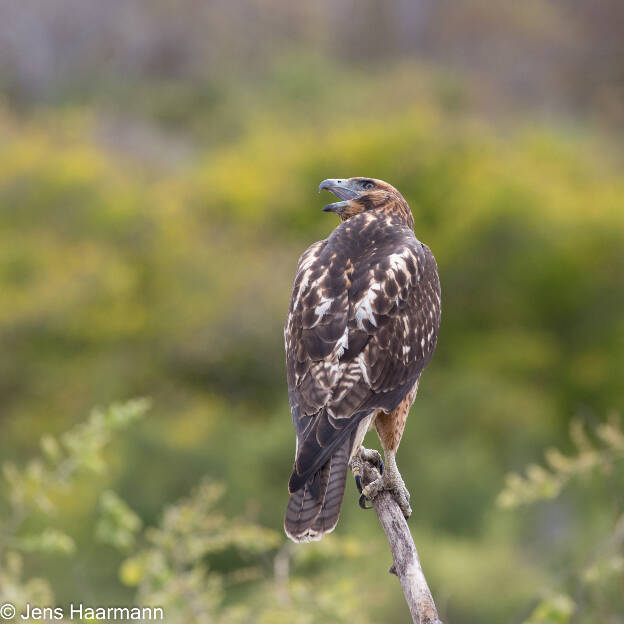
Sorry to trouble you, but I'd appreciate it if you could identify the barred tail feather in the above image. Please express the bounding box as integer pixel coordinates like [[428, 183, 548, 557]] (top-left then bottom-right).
[[309, 441, 349, 536], [284, 440, 350, 542]]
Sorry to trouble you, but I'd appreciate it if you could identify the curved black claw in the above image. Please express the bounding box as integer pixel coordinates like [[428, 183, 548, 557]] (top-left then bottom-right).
[[378, 457, 385, 476], [359, 494, 373, 510], [354, 474, 363, 493]]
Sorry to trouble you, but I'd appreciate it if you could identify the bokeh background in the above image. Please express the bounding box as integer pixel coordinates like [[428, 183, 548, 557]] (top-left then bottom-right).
[[1, 2, 623, 623]]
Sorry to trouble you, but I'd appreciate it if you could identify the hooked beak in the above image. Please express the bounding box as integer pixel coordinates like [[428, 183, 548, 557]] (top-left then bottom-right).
[[318, 179, 360, 215]]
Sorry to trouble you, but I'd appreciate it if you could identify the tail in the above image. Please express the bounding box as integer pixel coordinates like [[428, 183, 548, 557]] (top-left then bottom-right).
[[284, 439, 350, 542]]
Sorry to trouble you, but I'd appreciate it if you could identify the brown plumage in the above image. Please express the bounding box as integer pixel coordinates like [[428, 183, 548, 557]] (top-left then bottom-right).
[[284, 177, 441, 542]]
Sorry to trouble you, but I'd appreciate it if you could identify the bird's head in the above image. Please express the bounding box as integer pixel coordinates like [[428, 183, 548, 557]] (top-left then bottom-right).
[[318, 177, 410, 224]]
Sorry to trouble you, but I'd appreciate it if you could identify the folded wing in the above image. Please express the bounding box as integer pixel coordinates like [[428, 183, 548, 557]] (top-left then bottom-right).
[[285, 222, 441, 492]]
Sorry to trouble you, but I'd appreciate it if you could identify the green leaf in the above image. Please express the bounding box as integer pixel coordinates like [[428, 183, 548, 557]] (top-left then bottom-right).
[[523, 593, 575, 624]]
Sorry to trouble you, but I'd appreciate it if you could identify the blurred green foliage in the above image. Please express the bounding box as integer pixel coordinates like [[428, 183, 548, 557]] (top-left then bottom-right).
[[501, 416, 624, 623], [0, 402, 372, 624], [0, 401, 151, 616], [0, 49, 623, 622], [499, 415, 624, 509]]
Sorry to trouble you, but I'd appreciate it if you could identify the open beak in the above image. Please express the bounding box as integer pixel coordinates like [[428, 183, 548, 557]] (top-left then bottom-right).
[[318, 179, 360, 215]]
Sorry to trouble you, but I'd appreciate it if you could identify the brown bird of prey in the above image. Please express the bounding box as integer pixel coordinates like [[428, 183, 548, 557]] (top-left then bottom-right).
[[284, 177, 441, 542]]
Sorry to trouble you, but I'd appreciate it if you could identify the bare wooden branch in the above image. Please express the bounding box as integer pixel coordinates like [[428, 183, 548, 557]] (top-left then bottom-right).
[[362, 461, 443, 624]]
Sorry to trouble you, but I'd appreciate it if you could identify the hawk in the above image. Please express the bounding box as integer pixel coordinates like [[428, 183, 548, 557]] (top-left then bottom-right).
[[284, 177, 441, 543]]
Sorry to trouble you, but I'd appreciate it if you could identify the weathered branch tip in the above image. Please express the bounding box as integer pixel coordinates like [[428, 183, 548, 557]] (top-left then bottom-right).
[[361, 460, 443, 624]]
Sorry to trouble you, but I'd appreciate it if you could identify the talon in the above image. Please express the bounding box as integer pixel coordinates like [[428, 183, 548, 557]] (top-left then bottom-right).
[[360, 447, 384, 476], [359, 494, 373, 510], [395, 495, 412, 519], [354, 474, 363, 493]]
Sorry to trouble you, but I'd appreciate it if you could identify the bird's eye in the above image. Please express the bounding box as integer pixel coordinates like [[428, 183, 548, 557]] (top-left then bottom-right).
[[362, 180, 375, 190]]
